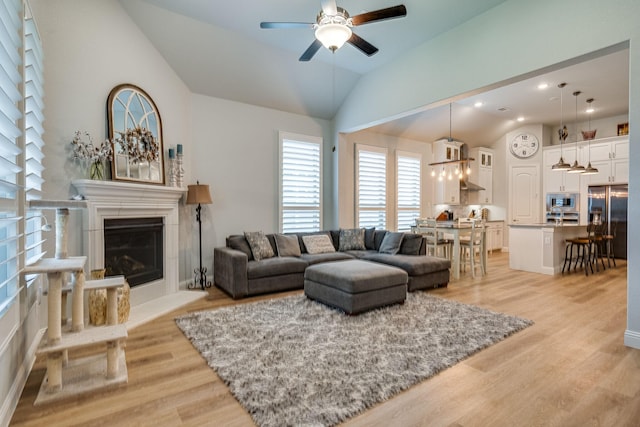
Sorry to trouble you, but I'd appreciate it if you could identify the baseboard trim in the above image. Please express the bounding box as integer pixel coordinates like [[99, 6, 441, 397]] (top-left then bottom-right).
[[624, 329, 640, 349]]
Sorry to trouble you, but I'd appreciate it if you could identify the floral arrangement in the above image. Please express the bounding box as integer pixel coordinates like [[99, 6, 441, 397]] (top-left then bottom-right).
[[70, 131, 113, 179], [112, 127, 159, 164], [71, 131, 113, 163]]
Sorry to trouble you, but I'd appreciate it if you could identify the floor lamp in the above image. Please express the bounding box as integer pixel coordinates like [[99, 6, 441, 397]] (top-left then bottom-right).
[[186, 181, 213, 290]]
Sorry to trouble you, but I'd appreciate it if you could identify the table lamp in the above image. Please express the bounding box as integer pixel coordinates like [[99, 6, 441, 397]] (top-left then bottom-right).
[[186, 181, 213, 290]]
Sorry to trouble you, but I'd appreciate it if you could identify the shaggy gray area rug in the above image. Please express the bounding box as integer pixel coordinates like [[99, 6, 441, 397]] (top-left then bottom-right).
[[175, 293, 532, 427]]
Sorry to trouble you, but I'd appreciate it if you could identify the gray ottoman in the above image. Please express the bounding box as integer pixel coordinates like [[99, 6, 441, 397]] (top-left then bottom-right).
[[304, 260, 408, 314]]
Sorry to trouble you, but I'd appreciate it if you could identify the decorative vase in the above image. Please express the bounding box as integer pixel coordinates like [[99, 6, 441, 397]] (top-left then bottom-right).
[[89, 161, 104, 180]]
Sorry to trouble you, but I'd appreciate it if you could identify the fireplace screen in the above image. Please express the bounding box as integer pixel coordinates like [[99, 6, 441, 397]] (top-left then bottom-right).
[[104, 217, 163, 287]]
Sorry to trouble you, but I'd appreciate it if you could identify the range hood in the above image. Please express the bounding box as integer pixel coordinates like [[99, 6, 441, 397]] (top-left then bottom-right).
[[460, 179, 485, 192], [458, 143, 484, 191]]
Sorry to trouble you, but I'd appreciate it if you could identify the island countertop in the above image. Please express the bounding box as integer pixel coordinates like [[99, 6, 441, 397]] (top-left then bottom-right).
[[509, 223, 587, 275]]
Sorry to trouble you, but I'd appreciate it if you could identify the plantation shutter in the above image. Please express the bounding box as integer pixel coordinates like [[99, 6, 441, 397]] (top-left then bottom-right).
[[0, 0, 23, 316], [279, 133, 322, 233], [397, 152, 421, 231], [24, 13, 45, 266], [357, 145, 387, 229]]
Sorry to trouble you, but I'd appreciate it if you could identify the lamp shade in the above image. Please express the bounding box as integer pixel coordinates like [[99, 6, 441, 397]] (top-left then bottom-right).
[[186, 183, 212, 205], [315, 23, 352, 51]]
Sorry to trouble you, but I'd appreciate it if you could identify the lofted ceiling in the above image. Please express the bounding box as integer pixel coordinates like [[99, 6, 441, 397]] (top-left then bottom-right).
[[120, 0, 629, 145]]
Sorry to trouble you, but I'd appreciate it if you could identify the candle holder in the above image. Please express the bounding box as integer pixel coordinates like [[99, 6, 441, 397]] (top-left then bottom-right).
[[176, 153, 184, 188]]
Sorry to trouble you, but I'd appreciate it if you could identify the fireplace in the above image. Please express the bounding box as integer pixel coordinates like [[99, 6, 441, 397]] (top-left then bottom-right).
[[104, 217, 164, 287], [72, 179, 185, 306]]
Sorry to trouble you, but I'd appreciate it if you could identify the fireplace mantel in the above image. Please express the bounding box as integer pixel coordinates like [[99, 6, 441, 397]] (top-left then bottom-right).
[[72, 179, 187, 306], [72, 179, 185, 202]]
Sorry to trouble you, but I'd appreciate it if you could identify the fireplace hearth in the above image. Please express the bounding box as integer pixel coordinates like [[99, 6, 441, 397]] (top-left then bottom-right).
[[104, 217, 163, 287]]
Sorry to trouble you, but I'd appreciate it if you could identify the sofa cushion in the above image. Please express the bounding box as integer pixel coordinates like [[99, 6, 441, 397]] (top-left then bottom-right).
[[399, 234, 422, 255], [338, 228, 366, 251], [274, 233, 301, 257], [361, 253, 451, 276], [302, 234, 336, 254], [300, 252, 354, 265], [227, 235, 253, 261], [373, 230, 387, 251], [244, 231, 275, 261], [343, 249, 377, 259], [364, 227, 376, 250], [379, 232, 404, 255], [246, 256, 308, 280]]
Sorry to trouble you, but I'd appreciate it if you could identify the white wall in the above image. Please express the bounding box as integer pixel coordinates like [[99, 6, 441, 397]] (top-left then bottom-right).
[[334, 0, 640, 348], [29, 0, 193, 268], [190, 94, 332, 274]]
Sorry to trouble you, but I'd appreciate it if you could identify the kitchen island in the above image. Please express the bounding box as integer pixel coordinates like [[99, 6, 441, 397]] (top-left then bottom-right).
[[508, 223, 587, 275]]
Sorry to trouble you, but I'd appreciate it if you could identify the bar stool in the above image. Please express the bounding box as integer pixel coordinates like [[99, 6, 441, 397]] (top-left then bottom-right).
[[460, 220, 485, 278], [563, 236, 592, 275], [603, 221, 617, 267]]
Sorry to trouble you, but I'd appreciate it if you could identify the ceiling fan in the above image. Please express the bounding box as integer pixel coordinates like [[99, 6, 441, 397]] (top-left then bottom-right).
[[260, 0, 407, 61]]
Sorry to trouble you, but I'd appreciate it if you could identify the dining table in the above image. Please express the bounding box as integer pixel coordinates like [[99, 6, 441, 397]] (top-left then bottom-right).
[[415, 220, 487, 280]]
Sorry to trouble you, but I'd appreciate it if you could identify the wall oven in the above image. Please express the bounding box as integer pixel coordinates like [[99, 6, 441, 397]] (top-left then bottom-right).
[[546, 193, 579, 223]]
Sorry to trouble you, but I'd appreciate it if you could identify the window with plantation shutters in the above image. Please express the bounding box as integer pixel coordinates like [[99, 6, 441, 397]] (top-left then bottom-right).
[[397, 151, 421, 231], [279, 132, 322, 233], [356, 145, 387, 229], [24, 13, 45, 267], [0, 0, 23, 317]]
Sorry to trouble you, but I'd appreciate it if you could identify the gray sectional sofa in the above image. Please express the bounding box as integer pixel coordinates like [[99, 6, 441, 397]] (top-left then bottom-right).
[[213, 229, 451, 299]]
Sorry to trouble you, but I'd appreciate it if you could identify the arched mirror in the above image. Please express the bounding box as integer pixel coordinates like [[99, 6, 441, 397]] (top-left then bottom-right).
[[107, 84, 164, 184]]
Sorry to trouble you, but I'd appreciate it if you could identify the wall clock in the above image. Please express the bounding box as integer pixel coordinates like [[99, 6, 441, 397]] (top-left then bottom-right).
[[509, 133, 539, 158]]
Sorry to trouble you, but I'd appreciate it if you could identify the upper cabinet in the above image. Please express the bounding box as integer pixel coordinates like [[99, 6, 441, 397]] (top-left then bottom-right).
[[469, 147, 493, 204], [581, 138, 628, 185], [433, 139, 460, 162], [431, 139, 462, 205], [543, 144, 580, 193]]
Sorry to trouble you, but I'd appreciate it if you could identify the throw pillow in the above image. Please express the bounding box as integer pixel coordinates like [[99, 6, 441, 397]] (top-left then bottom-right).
[[378, 231, 404, 255], [338, 228, 366, 251], [244, 231, 275, 261], [227, 235, 254, 260], [364, 227, 376, 250], [400, 233, 422, 255], [274, 234, 301, 257], [302, 234, 336, 254]]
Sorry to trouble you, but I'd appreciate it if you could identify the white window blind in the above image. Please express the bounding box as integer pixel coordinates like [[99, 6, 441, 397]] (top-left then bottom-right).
[[0, 0, 23, 316], [397, 152, 421, 231], [24, 14, 45, 267], [279, 133, 322, 233], [357, 145, 387, 229]]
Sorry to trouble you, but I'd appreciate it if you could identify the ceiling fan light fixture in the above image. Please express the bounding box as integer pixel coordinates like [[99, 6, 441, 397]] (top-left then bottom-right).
[[315, 23, 352, 51]]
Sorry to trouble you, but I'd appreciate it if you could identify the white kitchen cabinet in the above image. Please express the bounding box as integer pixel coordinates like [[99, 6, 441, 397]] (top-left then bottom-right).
[[543, 145, 580, 193], [581, 137, 628, 184], [485, 221, 504, 252], [433, 164, 460, 205], [433, 138, 461, 161], [469, 148, 493, 204]]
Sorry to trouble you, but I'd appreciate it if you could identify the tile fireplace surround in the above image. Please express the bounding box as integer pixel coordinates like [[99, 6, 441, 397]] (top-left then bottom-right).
[[72, 179, 186, 306]]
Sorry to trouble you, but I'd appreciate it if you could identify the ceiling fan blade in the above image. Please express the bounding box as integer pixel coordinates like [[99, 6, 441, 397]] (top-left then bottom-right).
[[348, 33, 378, 56], [351, 5, 407, 26], [299, 39, 323, 61], [260, 22, 314, 29], [321, 0, 338, 15]]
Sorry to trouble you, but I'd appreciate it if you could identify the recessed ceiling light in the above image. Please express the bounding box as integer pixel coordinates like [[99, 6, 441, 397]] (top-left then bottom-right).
[[538, 83, 549, 90], [474, 101, 483, 108], [586, 107, 595, 113], [517, 116, 525, 122]]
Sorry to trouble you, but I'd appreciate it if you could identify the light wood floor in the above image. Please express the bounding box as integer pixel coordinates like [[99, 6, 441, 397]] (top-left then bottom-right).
[[10, 253, 639, 427]]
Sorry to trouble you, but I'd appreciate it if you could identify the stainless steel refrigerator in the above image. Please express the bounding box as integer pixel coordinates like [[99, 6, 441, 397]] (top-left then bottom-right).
[[587, 184, 628, 259]]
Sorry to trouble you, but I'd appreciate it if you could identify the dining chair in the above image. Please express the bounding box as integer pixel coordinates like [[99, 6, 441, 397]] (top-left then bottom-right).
[[423, 219, 452, 259], [459, 220, 485, 278]]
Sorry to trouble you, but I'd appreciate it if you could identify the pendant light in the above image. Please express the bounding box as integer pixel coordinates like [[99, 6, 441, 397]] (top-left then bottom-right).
[[567, 90, 585, 174], [582, 98, 599, 175], [552, 83, 571, 171]]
